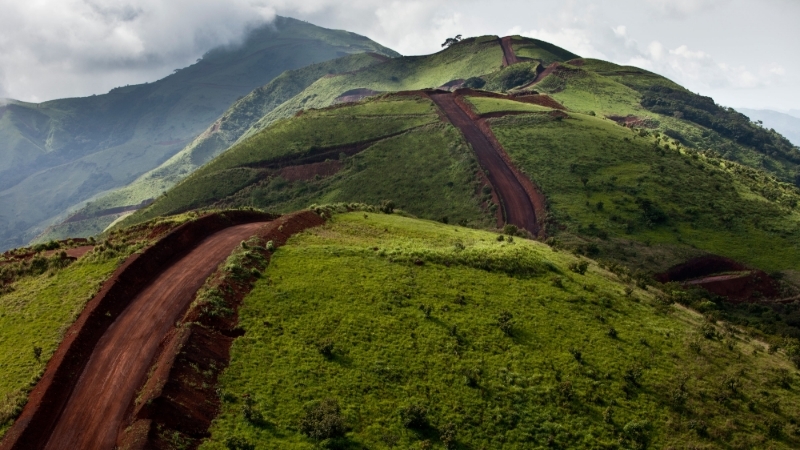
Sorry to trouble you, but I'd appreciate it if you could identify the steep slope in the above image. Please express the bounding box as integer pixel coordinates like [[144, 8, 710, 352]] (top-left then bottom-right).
[[34, 36, 582, 242], [0, 16, 398, 251], [201, 211, 800, 449]]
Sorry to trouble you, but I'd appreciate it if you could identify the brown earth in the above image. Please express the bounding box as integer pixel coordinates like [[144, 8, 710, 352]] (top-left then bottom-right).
[[42, 245, 94, 259], [430, 92, 543, 236], [117, 211, 325, 449], [656, 255, 781, 302], [499, 37, 521, 67], [0, 210, 277, 450], [566, 59, 585, 66], [453, 88, 566, 111]]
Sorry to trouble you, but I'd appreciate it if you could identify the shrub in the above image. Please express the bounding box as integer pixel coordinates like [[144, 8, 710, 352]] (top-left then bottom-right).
[[316, 338, 335, 359], [380, 200, 395, 214], [463, 77, 486, 89], [498, 310, 514, 336], [607, 327, 618, 338], [569, 260, 589, 275], [399, 404, 428, 429], [569, 347, 582, 362], [439, 422, 457, 449], [225, 437, 255, 450], [503, 224, 518, 236], [621, 420, 651, 450], [241, 394, 263, 424], [299, 399, 346, 441]]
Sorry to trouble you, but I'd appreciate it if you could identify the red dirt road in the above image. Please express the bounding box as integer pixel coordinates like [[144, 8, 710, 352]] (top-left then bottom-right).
[[499, 37, 520, 67], [41, 222, 267, 450], [430, 93, 540, 235]]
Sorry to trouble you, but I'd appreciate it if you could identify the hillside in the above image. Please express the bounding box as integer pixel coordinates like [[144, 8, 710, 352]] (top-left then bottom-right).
[[38, 35, 575, 243], [4, 209, 800, 449], [738, 108, 800, 147], [0, 16, 398, 251], [121, 90, 800, 277]]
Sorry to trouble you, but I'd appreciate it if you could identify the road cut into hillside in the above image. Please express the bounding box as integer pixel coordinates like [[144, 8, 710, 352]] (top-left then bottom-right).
[[430, 92, 542, 236], [0, 212, 276, 450], [499, 36, 521, 66]]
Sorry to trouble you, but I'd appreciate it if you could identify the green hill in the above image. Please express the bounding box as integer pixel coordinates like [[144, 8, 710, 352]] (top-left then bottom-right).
[[0, 16, 398, 251], [204, 211, 800, 449], [40, 36, 576, 243]]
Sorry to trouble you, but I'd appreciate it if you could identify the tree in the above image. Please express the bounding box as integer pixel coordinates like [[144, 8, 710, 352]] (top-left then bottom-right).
[[441, 35, 463, 48]]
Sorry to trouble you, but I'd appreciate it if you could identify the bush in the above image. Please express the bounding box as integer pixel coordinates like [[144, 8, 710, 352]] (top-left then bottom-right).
[[621, 420, 652, 450], [316, 338, 335, 359], [607, 327, 618, 338], [463, 77, 486, 89], [569, 260, 589, 275], [225, 437, 255, 450], [439, 423, 457, 449], [299, 398, 346, 441], [399, 404, 428, 429], [498, 310, 514, 336]]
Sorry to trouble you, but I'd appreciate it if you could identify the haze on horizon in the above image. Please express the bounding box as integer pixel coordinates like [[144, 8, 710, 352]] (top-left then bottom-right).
[[0, 0, 797, 112]]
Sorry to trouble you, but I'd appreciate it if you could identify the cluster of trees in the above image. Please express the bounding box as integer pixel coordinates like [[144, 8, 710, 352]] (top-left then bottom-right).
[[640, 86, 800, 180]]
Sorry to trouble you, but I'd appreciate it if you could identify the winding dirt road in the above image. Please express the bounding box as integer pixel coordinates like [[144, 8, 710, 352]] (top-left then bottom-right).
[[41, 222, 267, 449], [430, 93, 539, 235]]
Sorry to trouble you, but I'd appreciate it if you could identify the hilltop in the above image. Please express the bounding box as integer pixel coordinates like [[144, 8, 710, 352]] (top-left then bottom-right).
[[0, 16, 397, 251]]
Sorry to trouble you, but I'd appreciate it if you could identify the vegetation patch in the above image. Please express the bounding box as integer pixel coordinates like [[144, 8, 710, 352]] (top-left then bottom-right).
[[202, 212, 800, 449]]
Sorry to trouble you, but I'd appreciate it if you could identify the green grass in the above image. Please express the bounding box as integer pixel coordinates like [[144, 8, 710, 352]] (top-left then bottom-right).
[[488, 112, 800, 272], [0, 256, 122, 435], [202, 212, 800, 449], [463, 96, 553, 115], [0, 17, 399, 252], [123, 96, 493, 226]]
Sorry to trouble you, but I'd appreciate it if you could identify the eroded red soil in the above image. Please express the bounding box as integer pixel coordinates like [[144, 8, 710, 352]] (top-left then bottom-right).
[[499, 37, 521, 67], [1, 211, 276, 450], [656, 255, 781, 302], [430, 92, 544, 236]]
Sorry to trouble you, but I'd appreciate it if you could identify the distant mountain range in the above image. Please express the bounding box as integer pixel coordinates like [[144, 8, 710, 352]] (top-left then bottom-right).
[[737, 108, 800, 147], [0, 17, 397, 251]]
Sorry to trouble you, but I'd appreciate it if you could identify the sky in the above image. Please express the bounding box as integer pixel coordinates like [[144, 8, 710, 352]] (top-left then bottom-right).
[[0, 0, 798, 111]]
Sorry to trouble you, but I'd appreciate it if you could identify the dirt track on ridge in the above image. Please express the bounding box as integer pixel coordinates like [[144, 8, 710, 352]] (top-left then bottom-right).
[[499, 37, 520, 66], [430, 92, 540, 235], [41, 222, 267, 449]]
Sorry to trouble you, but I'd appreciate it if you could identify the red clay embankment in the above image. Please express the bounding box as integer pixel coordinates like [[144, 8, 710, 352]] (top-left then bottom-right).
[[1, 210, 276, 450], [117, 210, 325, 449], [430, 92, 543, 236]]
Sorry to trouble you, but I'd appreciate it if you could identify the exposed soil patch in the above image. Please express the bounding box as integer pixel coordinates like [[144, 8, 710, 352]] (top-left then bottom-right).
[[607, 115, 659, 129], [117, 211, 325, 449], [42, 246, 94, 260], [430, 92, 544, 236], [656, 255, 781, 302], [244, 128, 418, 170], [334, 88, 382, 104], [566, 59, 585, 66], [499, 37, 521, 67], [453, 88, 566, 111], [0, 210, 277, 450], [279, 160, 343, 181]]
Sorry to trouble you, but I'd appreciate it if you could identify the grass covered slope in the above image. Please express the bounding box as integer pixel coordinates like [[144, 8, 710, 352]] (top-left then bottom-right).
[[203, 212, 800, 449], [122, 95, 496, 230], [42, 53, 394, 244], [533, 59, 800, 185], [485, 109, 800, 273], [0, 16, 398, 252]]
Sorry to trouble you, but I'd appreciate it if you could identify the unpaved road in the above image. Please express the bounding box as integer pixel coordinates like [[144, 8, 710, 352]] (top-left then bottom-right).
[[499, 37, 520, 66], [42, 222, 267, 450], [430, 93, 539, 234]]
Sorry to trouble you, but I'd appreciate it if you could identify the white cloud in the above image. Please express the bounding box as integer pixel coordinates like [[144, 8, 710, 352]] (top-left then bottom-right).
[[0, 0, 276, 101], [646, 0, 730, 19]]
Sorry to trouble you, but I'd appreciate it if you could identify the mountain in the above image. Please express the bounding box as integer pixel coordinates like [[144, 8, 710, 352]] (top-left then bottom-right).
[[0, 16, 398, 251], [4, 29, 800, 449], [738, 108, 800, 147]]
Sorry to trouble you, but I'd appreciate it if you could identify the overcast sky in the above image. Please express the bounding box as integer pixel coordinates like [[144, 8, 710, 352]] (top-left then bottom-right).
[[0, 0, 797, 111]]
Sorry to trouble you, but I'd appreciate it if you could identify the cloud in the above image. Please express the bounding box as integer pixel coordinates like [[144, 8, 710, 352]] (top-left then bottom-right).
[[0, 0, 276, 101], [646, 0, 730, 19]]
